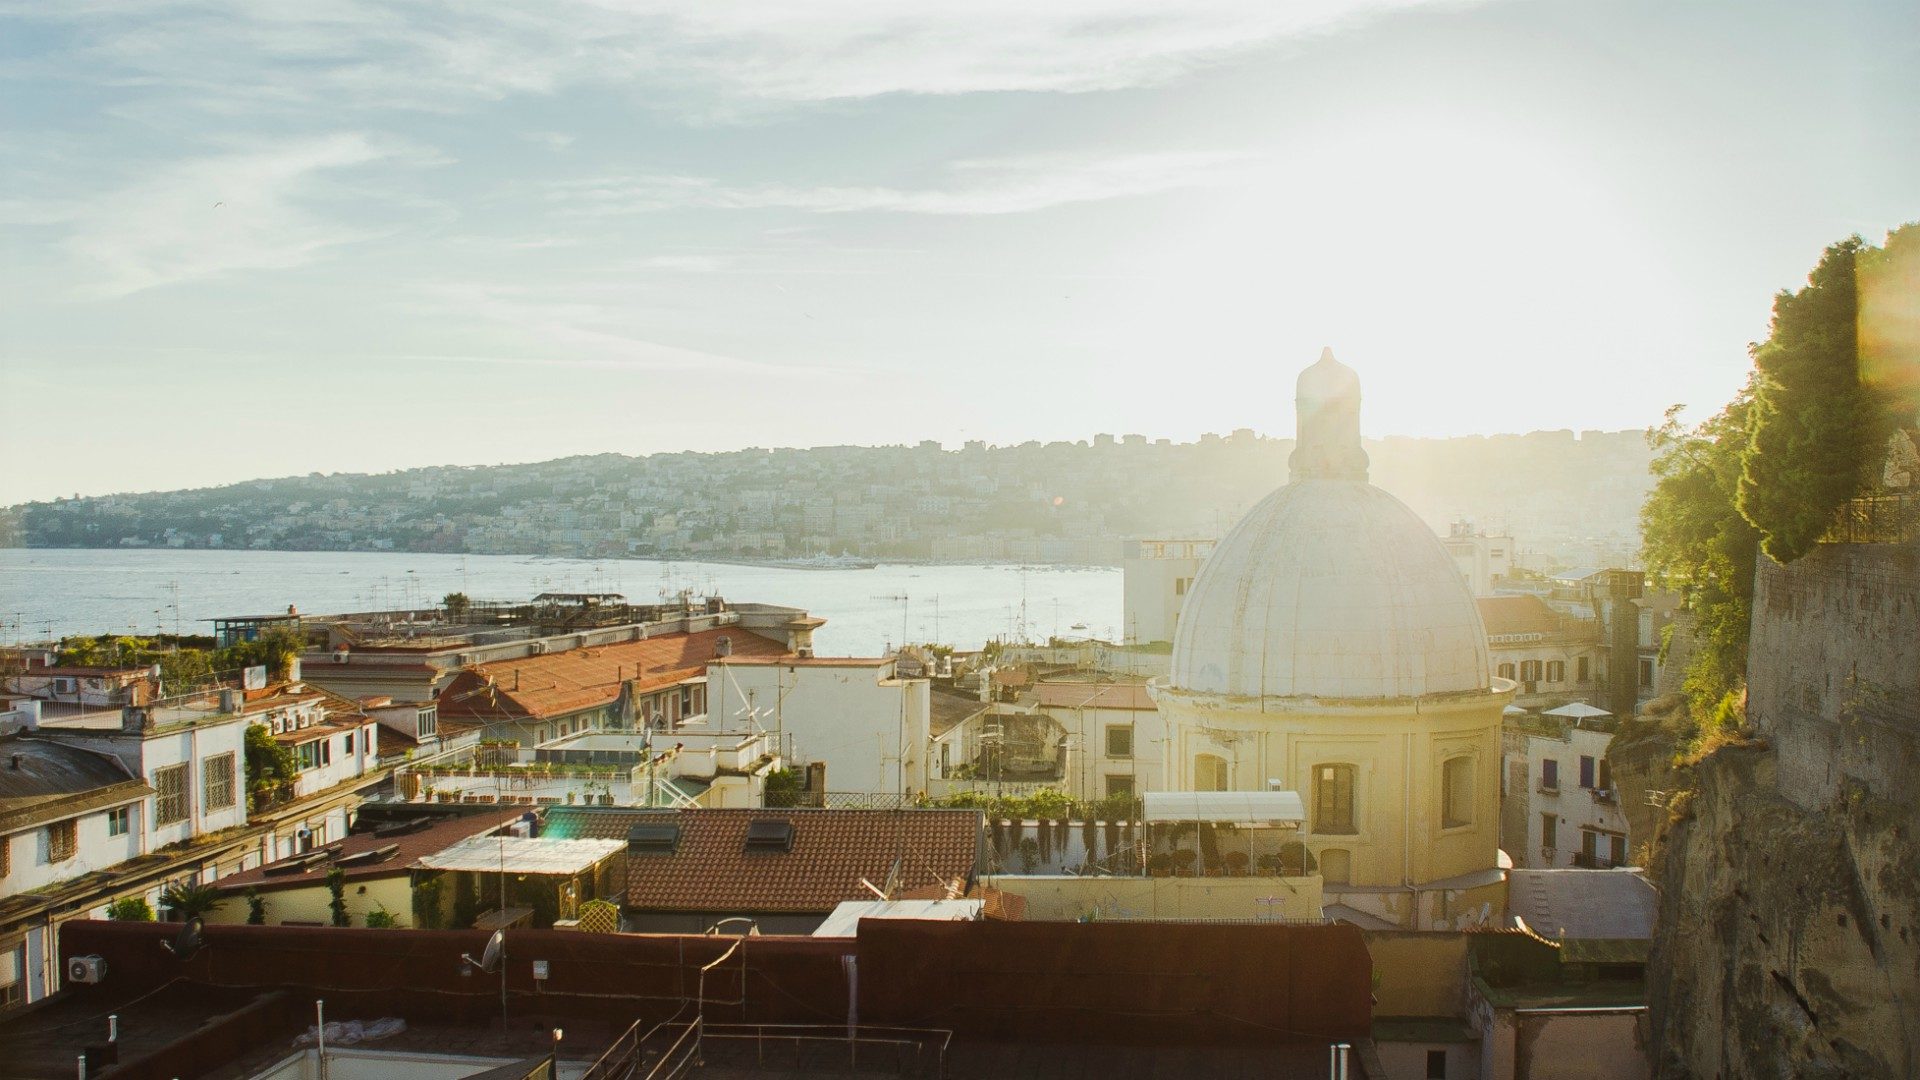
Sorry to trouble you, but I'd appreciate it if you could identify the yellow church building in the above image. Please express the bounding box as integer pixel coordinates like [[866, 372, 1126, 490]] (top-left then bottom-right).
[[1150, 349, 1513, 930]]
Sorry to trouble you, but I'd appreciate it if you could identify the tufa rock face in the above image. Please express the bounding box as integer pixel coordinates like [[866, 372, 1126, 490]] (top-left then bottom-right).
[[1647, 747, 1919, 1078], [1645, 542, 1920, 1078]]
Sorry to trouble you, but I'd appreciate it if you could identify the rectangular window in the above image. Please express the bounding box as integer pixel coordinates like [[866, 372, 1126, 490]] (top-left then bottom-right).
[[1174, 577, 1189, 596], [1426, 1049, 1448, 1080], [1104, 775, 1135, 797], [417, 707, 437, 737], [1540, 759, 1559, 791], [1, 834, 9, 879], [1577, 656, 1590, 682], [106, 806, 132, 837], [1547, 660, 1565, 683], [320, 737, 332, 766], [154, 764, 189, 826], [1540, 812, 1557, 852], [342, 731, 354, 756], [1314, 764, 1356, 835], [1442, 756, 1474, 829], [1581, 829, 1600, 865], [47, 819, 77, 863], [295, 741, 320, 772], [1599, 758, 1612, 790], [1638, 658, 1655, 687], [1610, 833, 1627, 865], [203, 752, 235, 811], [1579, 756, 1596, 789], [1104, 726, 1133, 759]]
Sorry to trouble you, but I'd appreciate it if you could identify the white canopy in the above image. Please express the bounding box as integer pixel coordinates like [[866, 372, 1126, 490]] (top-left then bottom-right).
[[812, 899, 983, 938], [1142, 790, 1306, 825], [1503, 704, 1530, 717], [1543, 702, 1613, 719], [415, 836, 625, 876]]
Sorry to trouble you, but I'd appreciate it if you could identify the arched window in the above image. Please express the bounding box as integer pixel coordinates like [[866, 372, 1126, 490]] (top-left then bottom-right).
[[1319, 848, 1352, 885], [1313, 764, 1356, 835], [1497, 662, 1515, 681], [1193, 753, 1229, 791], [1442, 756, 1474, 828]]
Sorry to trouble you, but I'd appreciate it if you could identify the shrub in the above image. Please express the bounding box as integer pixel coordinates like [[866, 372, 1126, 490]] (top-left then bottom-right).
[[107, 896, 154, 921]]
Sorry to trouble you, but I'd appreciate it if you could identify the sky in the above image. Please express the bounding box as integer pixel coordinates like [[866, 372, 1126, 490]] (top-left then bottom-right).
[[1, 0, 1915, 505]]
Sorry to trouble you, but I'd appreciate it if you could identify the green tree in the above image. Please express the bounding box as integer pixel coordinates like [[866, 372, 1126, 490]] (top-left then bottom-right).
[[107, 896, 154, 921], [216, 626, 306, 681], [159, 882, 226, 920], [1737, 237, 1886, 562], [443, 592, 471, 618], [245, 888, 267, 925], [326, 865, 351, 927], [1642, 395, 1762, 719], [244, 724, 298, 809]]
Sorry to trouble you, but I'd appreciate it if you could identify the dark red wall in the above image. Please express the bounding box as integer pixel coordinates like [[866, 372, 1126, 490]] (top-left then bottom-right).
[[855, 919, 1373, 1043], [61, 917, 1372, 1050]]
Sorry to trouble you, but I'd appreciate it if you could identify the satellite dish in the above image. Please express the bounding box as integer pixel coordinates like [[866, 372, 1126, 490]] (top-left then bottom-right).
[[462, 929, 505, 974], [161, 917, 205, 959]]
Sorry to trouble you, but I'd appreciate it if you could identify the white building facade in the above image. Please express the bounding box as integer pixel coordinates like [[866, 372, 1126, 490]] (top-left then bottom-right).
[[709, 657, 929, 795]]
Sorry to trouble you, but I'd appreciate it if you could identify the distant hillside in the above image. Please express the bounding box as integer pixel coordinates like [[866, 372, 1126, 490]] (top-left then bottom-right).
[[0, 430, 1655, 567]]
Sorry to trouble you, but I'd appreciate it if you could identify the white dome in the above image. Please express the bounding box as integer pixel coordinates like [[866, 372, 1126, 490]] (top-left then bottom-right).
[[1169, 479, 1491, 701]]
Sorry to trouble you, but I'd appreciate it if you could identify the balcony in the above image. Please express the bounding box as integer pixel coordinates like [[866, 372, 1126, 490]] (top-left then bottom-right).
[[1589, 787, 1618, 806], [1571, 851, 1620, 869]]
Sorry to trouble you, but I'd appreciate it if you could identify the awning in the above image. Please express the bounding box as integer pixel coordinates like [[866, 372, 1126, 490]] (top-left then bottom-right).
[[416, 836, 625, 876], [1141, 790, 1306, 825], [1543, 702, 1613, 719]]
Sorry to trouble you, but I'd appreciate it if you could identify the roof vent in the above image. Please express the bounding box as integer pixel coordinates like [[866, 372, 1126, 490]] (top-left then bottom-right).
[[335, 843, 401, 867], [715, 635, 733, 658], [744, 819, 795, 853], [627, 823, 681, 854], [371, 817, 434, 838]]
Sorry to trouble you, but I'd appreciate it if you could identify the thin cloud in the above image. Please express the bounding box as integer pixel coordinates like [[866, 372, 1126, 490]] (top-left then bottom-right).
[[549, 151, 1270, 216], [11, 1, 1480, 114], [63, 133, 411, 296]]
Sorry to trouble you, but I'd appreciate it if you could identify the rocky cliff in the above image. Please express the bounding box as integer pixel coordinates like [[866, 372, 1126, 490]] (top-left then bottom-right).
[[1641, 543, 1920, 1078]]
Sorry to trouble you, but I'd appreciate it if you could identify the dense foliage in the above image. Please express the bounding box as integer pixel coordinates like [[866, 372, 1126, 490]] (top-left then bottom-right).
[[1643, 222, 1918, 740], [106, 896, 154, 921], [1737, 238, 1887, 562]]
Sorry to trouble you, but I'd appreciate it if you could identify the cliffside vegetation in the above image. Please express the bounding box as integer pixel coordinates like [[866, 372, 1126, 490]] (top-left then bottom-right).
[[1641, 223, 1917, 749]]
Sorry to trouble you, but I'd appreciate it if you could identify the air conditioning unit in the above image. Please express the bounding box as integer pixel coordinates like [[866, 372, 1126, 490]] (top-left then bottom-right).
[[528, 642, 548, 656], [67, 955, 107, 984]]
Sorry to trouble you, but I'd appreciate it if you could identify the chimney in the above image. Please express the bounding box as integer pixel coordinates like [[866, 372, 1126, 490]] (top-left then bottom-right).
[[9, 754, 20, 770], [286, 657, 302, 682], [715, 635, 733, 658], [220, 688, 242, 714]]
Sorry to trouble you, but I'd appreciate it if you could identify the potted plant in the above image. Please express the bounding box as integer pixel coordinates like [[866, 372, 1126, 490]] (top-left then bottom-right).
[[1169, 849, 1197, 876]]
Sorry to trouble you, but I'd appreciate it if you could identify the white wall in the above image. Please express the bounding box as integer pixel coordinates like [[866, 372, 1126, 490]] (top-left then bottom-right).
[[1511, 726, 1631, 869], [1044, 703, 1168, 799], [710, 661, 928, 795], [0, 797, 145, 896], [1122, 541, 1213, 645]]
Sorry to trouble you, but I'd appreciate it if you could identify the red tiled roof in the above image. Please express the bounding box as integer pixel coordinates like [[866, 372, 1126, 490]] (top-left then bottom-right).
[[214, 809, 524, 894], [714, 656, 888, 667], [437, 628, 790, 722], [562, 807, 982, 914], [1031, 682, 1154, 711], [1477, 595, 1577, 638]]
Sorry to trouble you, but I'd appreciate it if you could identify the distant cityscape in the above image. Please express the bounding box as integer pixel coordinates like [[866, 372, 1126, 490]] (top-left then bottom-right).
[[2, 428, 1655, 570]]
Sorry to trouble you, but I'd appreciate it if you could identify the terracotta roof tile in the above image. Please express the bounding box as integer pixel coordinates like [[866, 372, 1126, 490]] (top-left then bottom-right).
[[545, 806, 981, 914], [437, 628, 790, 722], [1031, 682, 1154, 711], [1477, 595, 1584, 639]]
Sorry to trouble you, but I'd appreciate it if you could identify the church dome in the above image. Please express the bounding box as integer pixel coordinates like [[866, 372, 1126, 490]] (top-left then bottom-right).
[[1168, 349, 1490, 702], [1169, 481, 1491, 700]]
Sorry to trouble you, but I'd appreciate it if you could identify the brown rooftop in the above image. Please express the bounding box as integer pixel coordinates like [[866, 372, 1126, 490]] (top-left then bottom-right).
[[1032, 681, 1155, 710], [438, 627, 790, 722], [547, 806, 982, 915]]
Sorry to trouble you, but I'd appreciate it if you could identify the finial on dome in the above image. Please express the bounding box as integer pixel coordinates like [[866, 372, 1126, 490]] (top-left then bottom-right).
[[1289, 347, 1369, 483]]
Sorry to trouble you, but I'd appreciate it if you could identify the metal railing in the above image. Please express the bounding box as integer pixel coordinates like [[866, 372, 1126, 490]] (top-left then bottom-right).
[[1824, 490, 1920, 544], [767, 791, 915, 810], [702, 1023, 952, 1077]]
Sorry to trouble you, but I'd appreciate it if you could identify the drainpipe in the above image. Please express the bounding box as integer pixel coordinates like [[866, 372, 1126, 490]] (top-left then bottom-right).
[[1404, 731, 1418, 930]]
